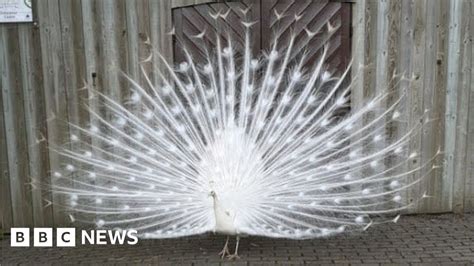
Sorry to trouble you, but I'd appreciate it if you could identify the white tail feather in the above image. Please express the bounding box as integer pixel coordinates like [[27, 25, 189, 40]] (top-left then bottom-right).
[[48, 12, 437, 240]]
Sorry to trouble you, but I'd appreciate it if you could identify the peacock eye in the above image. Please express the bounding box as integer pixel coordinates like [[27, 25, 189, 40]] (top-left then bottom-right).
[[130, 91, 141, 103], [203, 64, 213, 73], [179, 62, 189, 72]]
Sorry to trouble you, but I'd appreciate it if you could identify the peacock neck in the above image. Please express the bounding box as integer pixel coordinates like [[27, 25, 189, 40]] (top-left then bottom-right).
[[211, 192, 237, 235], [212, 195, 224, 217]]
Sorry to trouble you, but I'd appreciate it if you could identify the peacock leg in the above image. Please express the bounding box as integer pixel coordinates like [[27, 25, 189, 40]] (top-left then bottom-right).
[[227, 236, 240, 260], [219, 236, 231, 259]]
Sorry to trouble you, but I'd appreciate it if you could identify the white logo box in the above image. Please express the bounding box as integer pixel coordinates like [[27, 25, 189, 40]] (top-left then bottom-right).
[[10, 228, 76, 247]]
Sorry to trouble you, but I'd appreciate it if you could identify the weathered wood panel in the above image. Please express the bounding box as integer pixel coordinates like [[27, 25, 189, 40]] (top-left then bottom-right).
[[408, 0, 427, 212], [0, 56, 13, 230], [37, 0, 70, 226], [453, 0, 472, 213], [0, 0, 473, 230], [18, 19, 53, 227], [0, 0, 183, 229], [352, 0, 473, 213], [418, 0, 447, 213], [1, 25, 34, 227], [443, 0, 462, 213], [349, 0, 367, 195], [396, 0, 414, 209], [149, 0, 174, 86]]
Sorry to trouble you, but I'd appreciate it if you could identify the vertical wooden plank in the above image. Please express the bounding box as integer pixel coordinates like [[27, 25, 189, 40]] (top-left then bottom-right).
[[81, 0, 98, 88], [443, 0, 463, 213], [404, 0, 426, 211], [149, 0, 174, 87], [350, 0, 381, 197], [348, 0, 377, 110], [159, 1, 174, 65], [80, 0, 101, 223], [59, 0, 87, 128], [37, 0, 70, 226], [354, 0, 378, 195], [0, 57, 13, 230], [116, 0, 130, 97], [125, 0, 140, 80], [96, 0, 128, 214], [60, 0, 90, 136], [136, 0, 152, 80], [0, 26, 34, 227], [452, 0, 472, 213], [371, 0, 390, 199], [97, 0, 129, 99], [98, 0, 121, 100], [363, 0, 378, 99], [349, 0, 368, 195], [377, 0, 401, 206], [123, 0, 141, 118], [386, 0, 401, 88], [58, 0, 91, 224], [17, 20, 53, 227], [350, 0, 371, 109], [397, 0, 415, 210], [80, 0, 99, 126], [416, 0, 444, 213], [351, 0, 367, 111], [415, 1, 439, 212], [465, 1, 474, 212], [386, 0, 401, 199], [424, 0, 449, 213]]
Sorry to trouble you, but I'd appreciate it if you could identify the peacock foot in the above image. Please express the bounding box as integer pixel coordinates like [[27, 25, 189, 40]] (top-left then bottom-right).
[[219, 236, 231, 259], [226, 253, 240, 260], [219, 246, 231, 259], [226, 235, 241, 260]]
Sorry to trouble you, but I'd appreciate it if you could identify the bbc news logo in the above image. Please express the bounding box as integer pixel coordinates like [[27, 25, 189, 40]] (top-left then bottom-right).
[[10, 228, 138, 247]]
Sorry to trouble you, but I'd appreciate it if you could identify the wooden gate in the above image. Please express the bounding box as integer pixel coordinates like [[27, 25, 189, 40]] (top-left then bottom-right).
[[172, 0, 351, 73]]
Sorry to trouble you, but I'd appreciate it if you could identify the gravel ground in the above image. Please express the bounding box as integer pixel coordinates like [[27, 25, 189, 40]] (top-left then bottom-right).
[[1, 213, 473, 265]]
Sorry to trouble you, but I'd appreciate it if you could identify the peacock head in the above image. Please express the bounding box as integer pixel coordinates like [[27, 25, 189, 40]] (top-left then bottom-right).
[[209, 190, 217, 198]]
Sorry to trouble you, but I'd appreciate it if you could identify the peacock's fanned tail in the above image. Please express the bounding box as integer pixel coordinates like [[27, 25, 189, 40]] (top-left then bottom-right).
[[49, 8, 437, 239]]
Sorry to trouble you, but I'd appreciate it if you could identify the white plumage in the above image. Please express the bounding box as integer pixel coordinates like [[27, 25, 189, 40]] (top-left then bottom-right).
[[49, 8, 438, 259]]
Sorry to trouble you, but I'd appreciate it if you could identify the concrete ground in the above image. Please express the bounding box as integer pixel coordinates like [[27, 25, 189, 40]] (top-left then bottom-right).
[[1, 213, 473, 265]]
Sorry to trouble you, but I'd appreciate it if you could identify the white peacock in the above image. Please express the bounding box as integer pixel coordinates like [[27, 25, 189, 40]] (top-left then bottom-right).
[[50, 6, 438, 259]]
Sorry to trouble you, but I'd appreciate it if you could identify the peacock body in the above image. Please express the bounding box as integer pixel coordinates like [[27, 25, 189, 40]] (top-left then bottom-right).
[[50, 6, 437, 258]]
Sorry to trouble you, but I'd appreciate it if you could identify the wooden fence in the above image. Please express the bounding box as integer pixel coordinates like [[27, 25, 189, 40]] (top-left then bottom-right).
[[0, 0, 473, 230], [352, 0, 473, 214]]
